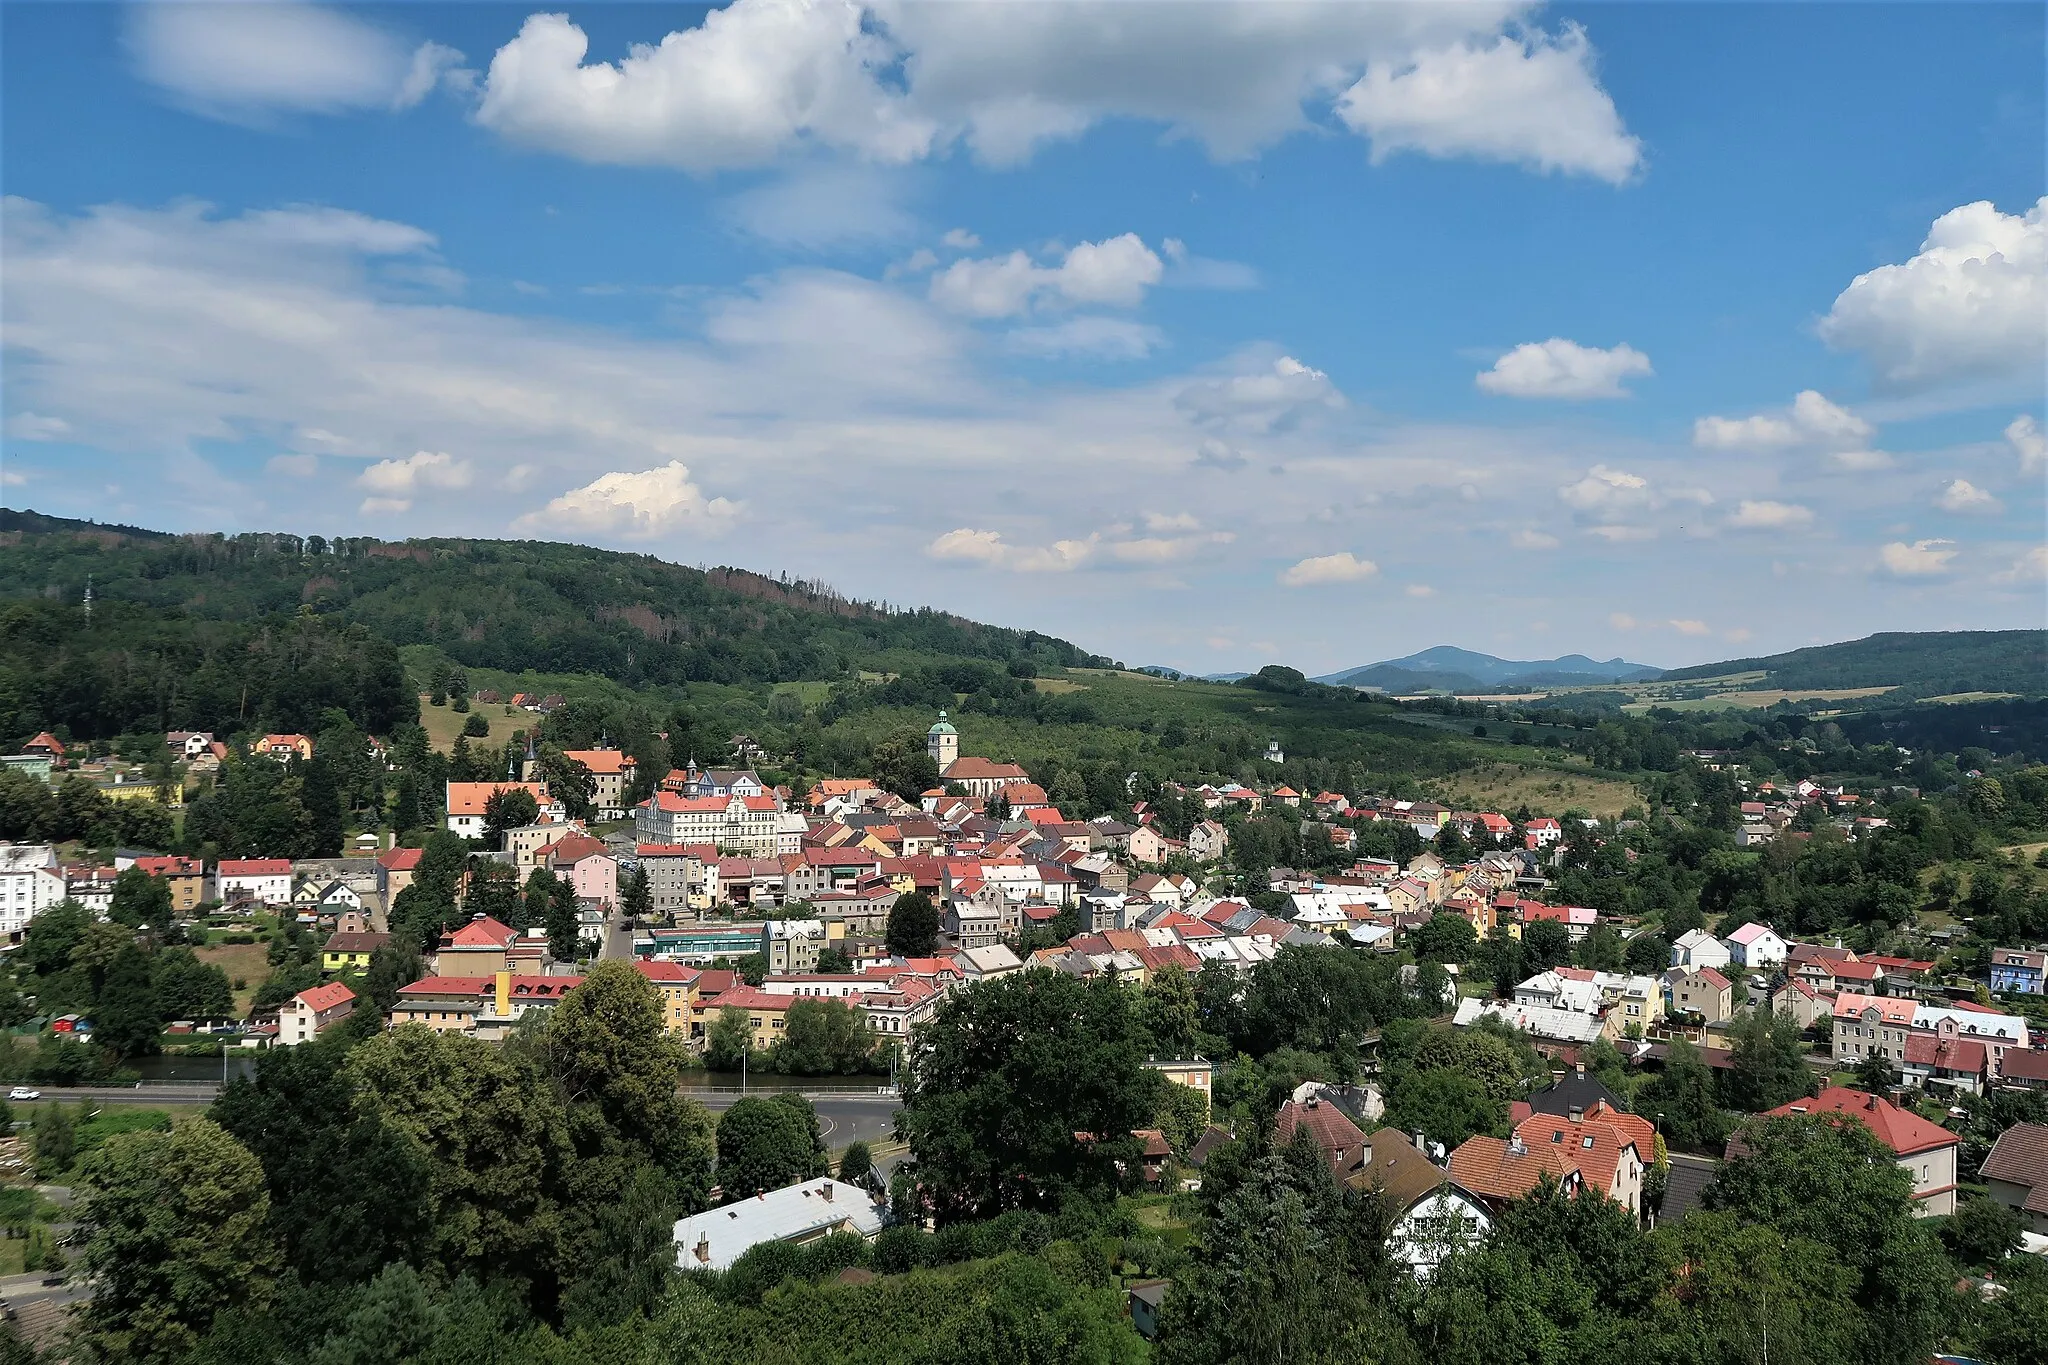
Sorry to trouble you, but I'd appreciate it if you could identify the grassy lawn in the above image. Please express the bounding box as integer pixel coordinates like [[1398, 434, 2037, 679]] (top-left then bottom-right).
[[417, 694, 517, 755], [1427, 761, 1642, 819], [193, 942, 276, 1014]]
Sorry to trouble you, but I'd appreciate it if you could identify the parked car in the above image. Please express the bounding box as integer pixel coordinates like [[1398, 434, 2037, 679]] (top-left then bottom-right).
[[8, 1088, 39, 1102]]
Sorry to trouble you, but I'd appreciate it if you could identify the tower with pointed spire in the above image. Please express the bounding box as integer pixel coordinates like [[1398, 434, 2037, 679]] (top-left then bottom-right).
[[926, 710, 958, 773]]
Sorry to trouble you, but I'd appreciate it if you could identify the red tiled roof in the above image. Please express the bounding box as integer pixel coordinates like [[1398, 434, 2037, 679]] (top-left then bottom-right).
[[543, 834, 611, 864], [632, 960, 700, 984], [716, 986, 799, 1011], [1448, 1135, 1578, 1202], [397, 975, 494, 997], [378, 847, 424, 871], [1904, 1033, 1988, 1075], [2001, 1049, 2048, 1083], [218, 859, 292, 876], [132, 855, 203, 877], [1762, 1086, 1956, 1157], [1276, 1099, 1367, 1175], [443, 916, 518, 948], [293, 982, 355, 1012]]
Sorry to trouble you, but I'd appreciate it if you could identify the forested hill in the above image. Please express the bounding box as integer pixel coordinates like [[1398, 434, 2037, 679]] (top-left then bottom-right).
[[0, 510, 1109, 688], [1660, 630, 2047, 697]]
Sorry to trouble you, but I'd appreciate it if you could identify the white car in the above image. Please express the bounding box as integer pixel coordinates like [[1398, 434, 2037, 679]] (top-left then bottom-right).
[[8, 1089, 39, 1102]]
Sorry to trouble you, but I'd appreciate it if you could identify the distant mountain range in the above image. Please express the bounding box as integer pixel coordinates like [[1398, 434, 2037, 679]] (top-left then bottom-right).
[[1313, 646, 1664, 694]]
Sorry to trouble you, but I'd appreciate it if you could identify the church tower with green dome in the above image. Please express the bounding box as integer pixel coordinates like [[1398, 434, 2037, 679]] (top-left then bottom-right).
[[926, 710, 959, 772]]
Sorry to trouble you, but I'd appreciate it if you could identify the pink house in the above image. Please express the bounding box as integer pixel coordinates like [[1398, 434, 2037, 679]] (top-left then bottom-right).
[[545, 833, 618, 909]]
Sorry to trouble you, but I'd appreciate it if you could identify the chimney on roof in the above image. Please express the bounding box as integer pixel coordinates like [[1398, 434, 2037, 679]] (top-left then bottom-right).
[[1575, 1059, 1586, 1078], [1568, 1105, 1584, 1123], [693, 1236, 710, 1264], [821, 1182, 834, 1202], [1508, 1136, 1526, 1156]]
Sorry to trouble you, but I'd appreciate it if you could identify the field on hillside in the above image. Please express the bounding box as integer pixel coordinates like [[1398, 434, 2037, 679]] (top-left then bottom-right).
[[195, 942, 276, 1014], [1621, 686, 1896, 714], [1424, 761, 1644, 819]]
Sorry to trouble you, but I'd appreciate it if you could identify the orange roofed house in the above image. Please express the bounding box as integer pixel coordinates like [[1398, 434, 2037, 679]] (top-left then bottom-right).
[[129, 855, 205, 914], [430, 914, 522, 975], [556, 748, 638, 820], [279, 982, 355, 1046], [1449, 1100, 1652, 1218], [1735, 1086, 1959, 1215], [253, 734, 315, 763], [444, 781, 563, 840]]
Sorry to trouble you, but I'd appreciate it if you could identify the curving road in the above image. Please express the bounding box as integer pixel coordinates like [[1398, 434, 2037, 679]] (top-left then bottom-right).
[[691, 1088, 903, 1150]]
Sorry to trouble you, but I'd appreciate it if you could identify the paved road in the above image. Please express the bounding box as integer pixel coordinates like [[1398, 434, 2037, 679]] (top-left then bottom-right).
[[14, 1084, 220, 1106], [601, 913, 635, 962], [0, 1271, 91, 1351], [692, 1089, 903, 1150]]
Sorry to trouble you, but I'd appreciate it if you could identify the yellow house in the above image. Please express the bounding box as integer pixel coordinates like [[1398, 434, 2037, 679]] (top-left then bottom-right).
[[631, 960, 699, 1036], [321, 931, 391, 974], [713, 986, 797, 1049]]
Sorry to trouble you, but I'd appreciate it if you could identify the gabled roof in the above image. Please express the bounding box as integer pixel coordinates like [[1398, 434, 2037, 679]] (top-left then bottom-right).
[[292, 982, 355, 1013], [445, 781, 553, 817], [1980, 1123, 2048, 1213], [443, 916, 518, 949], [322, 931, 390, 955], [1760, 1086, 1956, 1157], [218, 858, 293, 876], [1447, 1135, 1578, 1203], [2001, 1048, 2048, 1083], [377, 846, 424, 871], [1276, 1098, 1367, 1176], [561, 748, 636, 774], [1903, 1033, 1987, 1075]]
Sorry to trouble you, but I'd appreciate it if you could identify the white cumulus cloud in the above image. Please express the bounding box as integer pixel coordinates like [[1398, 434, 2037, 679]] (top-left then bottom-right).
[[1558, 464, 1653, 518], [1992, 545, 2048, 585], [1819, 196, 2047, 393], [929, 233, 1163, 317], [358, 450, 474, 500], [1334, 24, 1642, 183], [127, 2, 465, 120], [1694, 389, 1874, 452], [516, 462, 739, 539], [1934, 479, 1999, 513], [1879, 539, 1958, 578], [470, 1, 1639, 180], [927, 527, 1095, 573], [1727, 500, 1814, 531], [1476, 338, 1651, 399], [2008, 414, 2046, 472], [1279, 551, 1377, 587], [475, 7, 936, 171], [1176, 354, 1344, 433]]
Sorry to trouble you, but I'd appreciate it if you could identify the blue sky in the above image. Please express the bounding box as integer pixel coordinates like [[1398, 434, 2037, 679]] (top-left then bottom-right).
[[2, 1, 2042, 675]]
